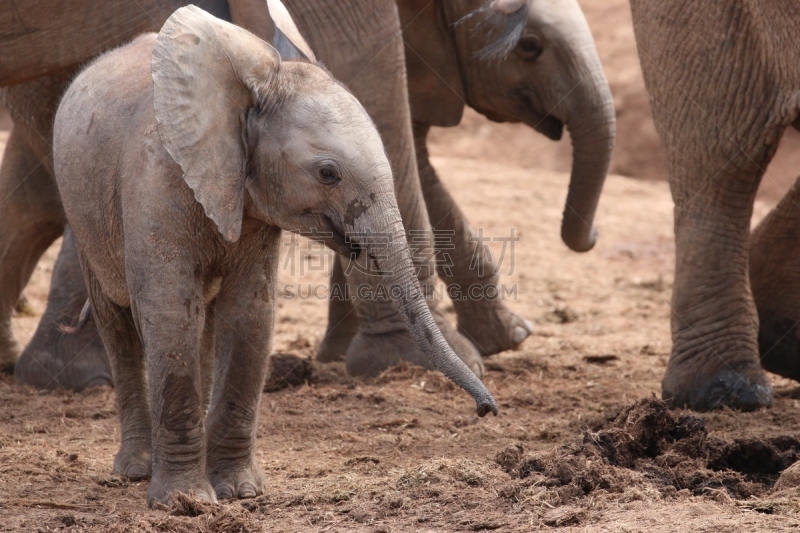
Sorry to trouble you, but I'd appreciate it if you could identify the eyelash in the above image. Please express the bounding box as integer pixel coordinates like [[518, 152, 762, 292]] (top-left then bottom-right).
[[318, 166, 341, 185]]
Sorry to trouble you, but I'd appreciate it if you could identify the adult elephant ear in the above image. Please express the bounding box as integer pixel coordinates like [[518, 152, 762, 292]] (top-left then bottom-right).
[[398, 0, 465, 127], [151, 5, 281, 243], [267, 0, 316, 61]]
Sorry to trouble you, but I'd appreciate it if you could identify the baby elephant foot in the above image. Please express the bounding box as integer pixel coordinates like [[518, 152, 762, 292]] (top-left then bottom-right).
[[456, 303, 533, 357], [346, 307, 483, 377], [208, 460, 268, 500], [113, 441, 152, 481], [147, 470, 217, 508]]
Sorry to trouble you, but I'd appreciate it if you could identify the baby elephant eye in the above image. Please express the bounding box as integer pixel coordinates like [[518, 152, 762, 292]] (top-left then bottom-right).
[[318, 166, 341, 185], [516, 37, 543, 62]]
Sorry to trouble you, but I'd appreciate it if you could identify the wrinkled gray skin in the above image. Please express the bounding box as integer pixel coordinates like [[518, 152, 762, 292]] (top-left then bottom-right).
[[320, 0, 616, 361], [4, 0, 487, 389], [54, 6, 496, 506], [631, 1, 800, 411]]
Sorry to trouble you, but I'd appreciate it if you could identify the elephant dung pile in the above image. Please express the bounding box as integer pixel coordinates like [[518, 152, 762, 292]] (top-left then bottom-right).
[[263, 353, 314, 392], [494, 398, 800, 504]]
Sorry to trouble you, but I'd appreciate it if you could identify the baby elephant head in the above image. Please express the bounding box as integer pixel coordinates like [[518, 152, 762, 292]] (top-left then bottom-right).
[[402, 0, 616, 253], [150, 4, 497, 416]]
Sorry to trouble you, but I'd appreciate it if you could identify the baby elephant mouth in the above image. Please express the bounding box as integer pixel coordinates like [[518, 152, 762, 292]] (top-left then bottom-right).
[[311, 215, 362, 259]]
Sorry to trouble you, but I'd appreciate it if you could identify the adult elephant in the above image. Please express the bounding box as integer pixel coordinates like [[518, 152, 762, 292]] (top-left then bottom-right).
[[630, 1, 800, 410], [319, 0, 616, 369]]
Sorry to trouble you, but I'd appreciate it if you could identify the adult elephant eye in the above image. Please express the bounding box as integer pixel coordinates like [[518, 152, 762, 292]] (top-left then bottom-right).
[[516, 37, 543, 62], [318, 166, 341, 185]]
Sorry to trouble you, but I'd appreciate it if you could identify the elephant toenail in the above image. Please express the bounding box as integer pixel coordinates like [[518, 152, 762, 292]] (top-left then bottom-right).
[[216, 486, 234, 499], [523, 319, 534, 333], [512, 325, 530, 344], [238, 483, 257, 498], [196, 491, 216, 503], [126, 464, 149, 480]]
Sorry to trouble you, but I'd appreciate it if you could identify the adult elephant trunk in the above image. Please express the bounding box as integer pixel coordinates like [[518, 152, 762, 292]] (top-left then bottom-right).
[[349, 194, 497, 417], [558, 66, 616, 253]]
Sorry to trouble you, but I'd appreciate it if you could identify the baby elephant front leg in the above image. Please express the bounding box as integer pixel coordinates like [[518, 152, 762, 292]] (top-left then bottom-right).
[[205, 240, 278, 500], [135, 278, 216, 507]]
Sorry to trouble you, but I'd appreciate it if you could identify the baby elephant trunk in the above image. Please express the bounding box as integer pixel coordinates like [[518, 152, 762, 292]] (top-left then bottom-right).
[[351, 197, 498, 417]]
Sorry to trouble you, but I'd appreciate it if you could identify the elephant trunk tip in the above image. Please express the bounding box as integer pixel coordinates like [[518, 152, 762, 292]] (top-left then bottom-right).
[[561, 218, 598, 253], [476, 397, 499, 417]]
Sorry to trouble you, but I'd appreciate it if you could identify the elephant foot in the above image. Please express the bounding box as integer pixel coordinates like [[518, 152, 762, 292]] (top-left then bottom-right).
[[147, 470, 217, 508], [758, 312, 800, 382], [346, 305, 483, 377], [662, 358, 772, 412], [208, 459, 267, 500], [113, 441, 152, 481], [316, 311, 357, 363], [455, 301, 533, 356], [14, 325, 111, 391]]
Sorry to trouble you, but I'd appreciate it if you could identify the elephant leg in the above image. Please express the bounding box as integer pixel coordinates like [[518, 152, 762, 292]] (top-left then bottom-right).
[[0, 71, 74, 371], [413, 121, 533, 356], [316, 254, 358, 362], [750, 177, 800, 381], [130, 271, 214, 507], [290, 0, 481, 376], [205, 236, 278, 500], [15, 227, 111, 390], [663, 150, 776, 411], [81, 266, 151, 481], [0, 128, 64, 371]]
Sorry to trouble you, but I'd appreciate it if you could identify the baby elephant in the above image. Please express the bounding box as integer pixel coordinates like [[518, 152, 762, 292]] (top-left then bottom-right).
[[53, 4, 496, 506]]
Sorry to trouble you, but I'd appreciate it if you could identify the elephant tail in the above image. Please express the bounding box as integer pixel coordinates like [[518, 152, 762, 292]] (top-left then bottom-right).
[[58, 299, 91, 335]]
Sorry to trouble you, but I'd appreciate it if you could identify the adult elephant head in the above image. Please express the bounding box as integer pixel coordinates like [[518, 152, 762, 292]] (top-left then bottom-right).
[[400, 0, 616, 252]]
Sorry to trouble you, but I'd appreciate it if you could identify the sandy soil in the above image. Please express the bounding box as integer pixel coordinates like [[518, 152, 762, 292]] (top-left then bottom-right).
[[3, 0, 800, 530]]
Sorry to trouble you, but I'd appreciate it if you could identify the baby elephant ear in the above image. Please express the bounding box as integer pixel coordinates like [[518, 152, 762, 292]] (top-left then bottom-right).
[[267, 0, 316, 61], [151, 5, 280, 243]]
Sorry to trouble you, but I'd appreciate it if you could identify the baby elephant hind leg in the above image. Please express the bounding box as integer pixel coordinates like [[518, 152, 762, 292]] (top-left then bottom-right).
[[81, 266, 151, 481]]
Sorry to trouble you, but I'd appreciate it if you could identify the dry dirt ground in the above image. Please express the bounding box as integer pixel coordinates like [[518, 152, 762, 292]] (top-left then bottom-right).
[[4, 1, 800, 531]]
